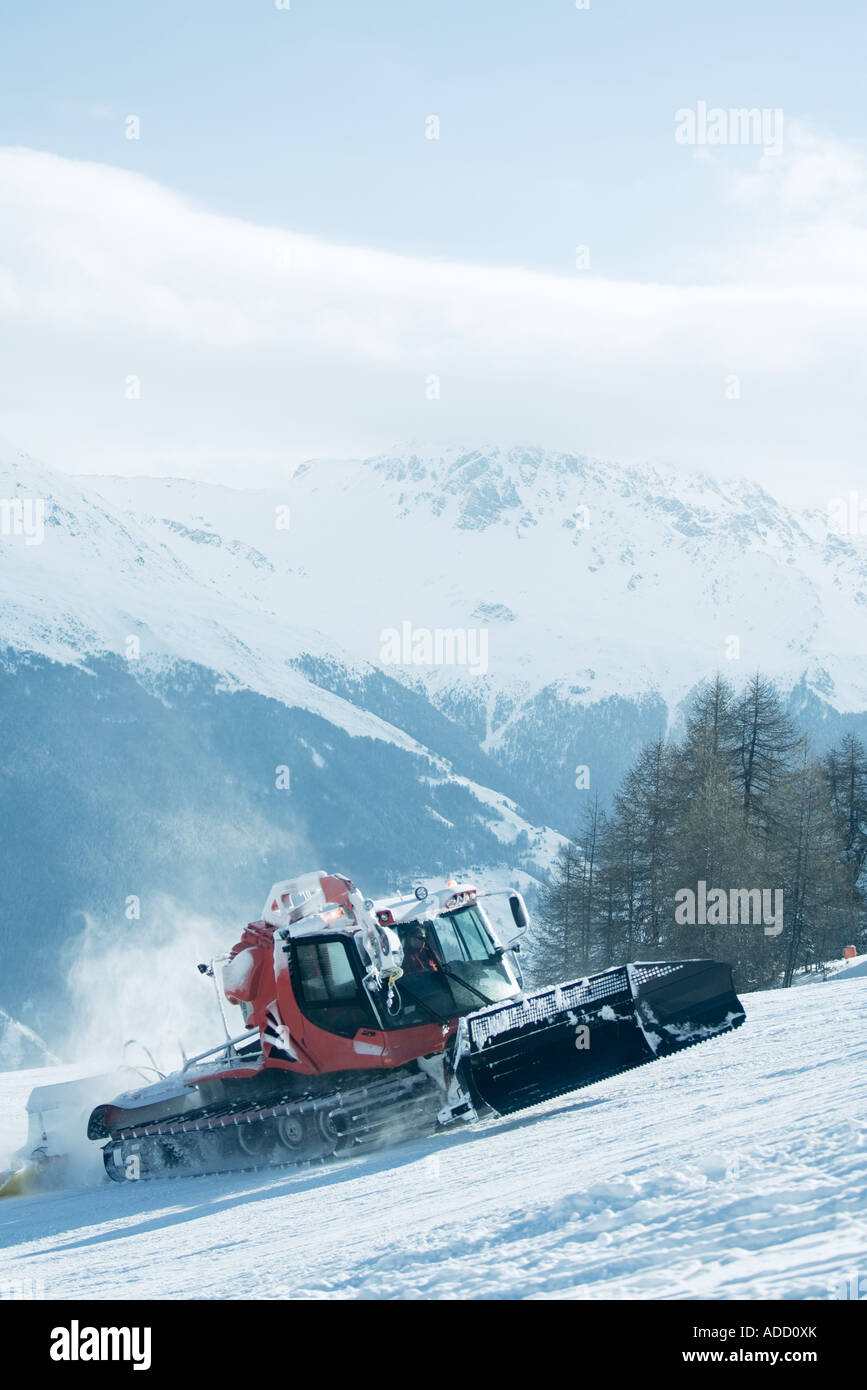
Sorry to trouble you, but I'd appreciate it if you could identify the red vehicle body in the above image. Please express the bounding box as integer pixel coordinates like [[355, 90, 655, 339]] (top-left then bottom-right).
[[86, 870, 527, 1167], [223, 887, 459, 1078]]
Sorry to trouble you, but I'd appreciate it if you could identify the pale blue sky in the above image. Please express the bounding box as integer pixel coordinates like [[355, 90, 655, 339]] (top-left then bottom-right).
[[0, 1, 865, 505], [1, 0, 861, 277]]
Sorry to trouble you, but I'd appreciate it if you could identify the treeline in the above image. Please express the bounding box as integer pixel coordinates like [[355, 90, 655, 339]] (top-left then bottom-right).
[[535, 675, 867, 990]]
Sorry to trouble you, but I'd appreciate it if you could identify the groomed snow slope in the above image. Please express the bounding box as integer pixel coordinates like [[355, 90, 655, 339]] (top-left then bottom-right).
[[1, 978, 865, 1300]]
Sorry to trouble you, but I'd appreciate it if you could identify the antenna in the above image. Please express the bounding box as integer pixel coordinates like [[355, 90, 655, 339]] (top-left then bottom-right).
[[206, 953, 235, 1053]]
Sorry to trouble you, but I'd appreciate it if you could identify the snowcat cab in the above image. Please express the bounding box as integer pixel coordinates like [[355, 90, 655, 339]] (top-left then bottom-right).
[[369, 881, 527, 1027], [222, 874, 527, 1077]]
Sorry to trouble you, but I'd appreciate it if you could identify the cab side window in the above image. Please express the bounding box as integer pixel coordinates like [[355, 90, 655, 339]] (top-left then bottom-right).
[[295, 940, 372, 1037]]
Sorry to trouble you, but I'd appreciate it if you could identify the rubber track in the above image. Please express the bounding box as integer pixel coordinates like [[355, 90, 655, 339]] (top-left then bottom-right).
[[104, 1072, 439, 1183]]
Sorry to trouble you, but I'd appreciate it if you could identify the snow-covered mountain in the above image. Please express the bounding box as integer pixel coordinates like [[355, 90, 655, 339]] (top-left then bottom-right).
[[5, 440, 866, 812], [1, 442, 865, 1039], [5, 443, 867, 713], [90, 446, 867, 703]]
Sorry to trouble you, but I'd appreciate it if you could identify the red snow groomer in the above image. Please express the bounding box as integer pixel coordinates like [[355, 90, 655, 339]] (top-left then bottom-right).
[[85, 870, 745, 1182]]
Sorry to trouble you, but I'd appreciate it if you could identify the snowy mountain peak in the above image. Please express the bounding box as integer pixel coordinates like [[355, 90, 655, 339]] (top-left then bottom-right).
[[2, 443, 865, 715]]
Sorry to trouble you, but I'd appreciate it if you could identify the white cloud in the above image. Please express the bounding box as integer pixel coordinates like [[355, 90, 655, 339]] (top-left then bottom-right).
[[728, 120, 867, 215], [0, 139, 865, 503]]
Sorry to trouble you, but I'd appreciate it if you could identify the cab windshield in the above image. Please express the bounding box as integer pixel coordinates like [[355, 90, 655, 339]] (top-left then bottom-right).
[[429, 904, 517, 1009], [378, 904, 517, 1028]]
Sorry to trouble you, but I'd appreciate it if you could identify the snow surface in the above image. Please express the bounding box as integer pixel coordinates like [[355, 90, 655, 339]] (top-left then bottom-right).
[[1, 977, 865, 1300], [791, 954, 867, 986]]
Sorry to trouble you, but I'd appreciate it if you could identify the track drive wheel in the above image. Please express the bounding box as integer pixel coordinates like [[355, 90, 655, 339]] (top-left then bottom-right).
[[235, 1118, 277, 1161], [276, 1108, 341, 1161]]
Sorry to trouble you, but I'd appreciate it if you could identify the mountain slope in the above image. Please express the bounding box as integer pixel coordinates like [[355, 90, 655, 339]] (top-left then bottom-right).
[[86, 445, 867, 712], [78, 446, 867, 819], [5, 444, 865, 717]]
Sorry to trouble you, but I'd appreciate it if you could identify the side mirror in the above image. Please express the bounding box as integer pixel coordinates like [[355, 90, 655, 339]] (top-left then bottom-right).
[[508, 893, 529, 937], [474, 887, 530, 947]]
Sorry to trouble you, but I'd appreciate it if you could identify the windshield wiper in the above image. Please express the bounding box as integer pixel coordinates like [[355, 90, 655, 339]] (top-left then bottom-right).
[[391, 979, 451, 1025], [380, 968, 497, 1024], [436, 967, 496, 1008]]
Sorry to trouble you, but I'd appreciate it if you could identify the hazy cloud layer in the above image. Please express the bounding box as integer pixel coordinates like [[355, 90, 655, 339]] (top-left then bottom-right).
[[0, 129, 864, 505]]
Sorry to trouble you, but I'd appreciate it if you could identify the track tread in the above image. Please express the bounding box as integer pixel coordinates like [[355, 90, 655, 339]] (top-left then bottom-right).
[[104, 1072, 437, 1183]]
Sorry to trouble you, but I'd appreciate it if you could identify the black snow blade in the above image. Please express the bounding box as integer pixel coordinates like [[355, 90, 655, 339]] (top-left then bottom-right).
[[459, 959, 745, 1116]]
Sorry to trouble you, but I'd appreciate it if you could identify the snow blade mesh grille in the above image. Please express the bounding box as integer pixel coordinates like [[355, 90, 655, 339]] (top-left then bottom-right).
[[468, 966, 632, 1049], [629, 962, 686, 987], [460, 958, 745, 1117]]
